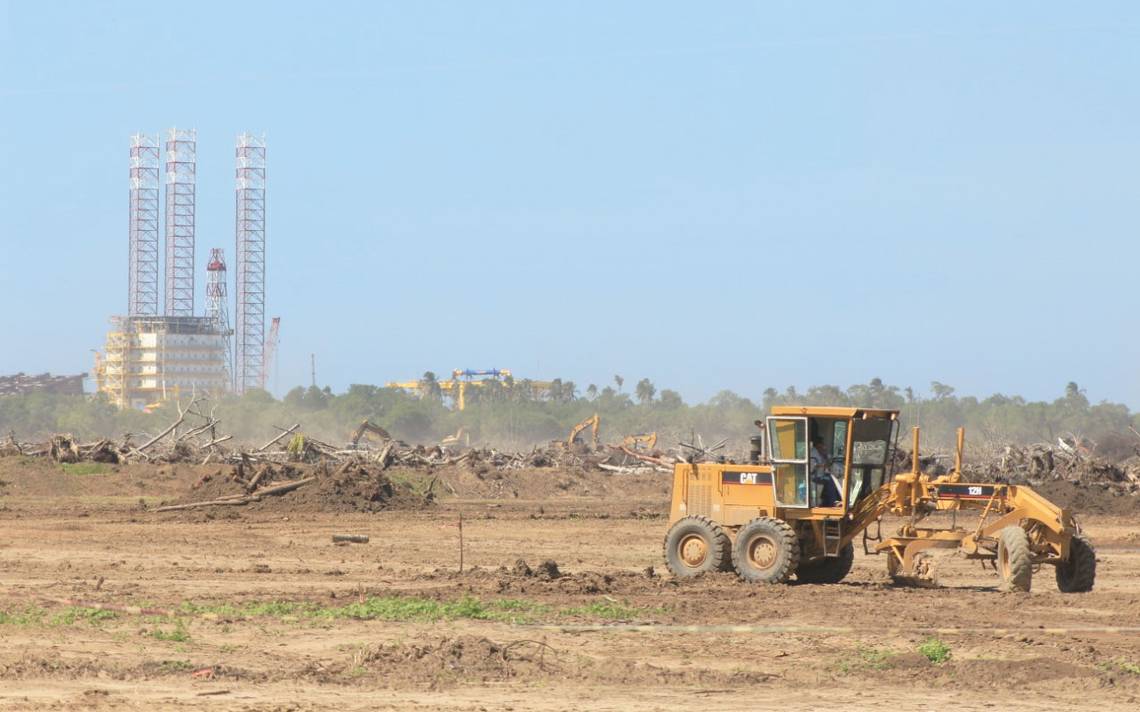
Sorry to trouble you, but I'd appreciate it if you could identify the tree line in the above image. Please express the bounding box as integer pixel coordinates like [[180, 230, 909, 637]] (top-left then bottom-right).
[[1, 376, 1135, 456]]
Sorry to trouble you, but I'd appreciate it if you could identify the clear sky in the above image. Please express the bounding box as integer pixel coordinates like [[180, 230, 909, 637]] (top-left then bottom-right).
[[1, 2, 1137, 407]]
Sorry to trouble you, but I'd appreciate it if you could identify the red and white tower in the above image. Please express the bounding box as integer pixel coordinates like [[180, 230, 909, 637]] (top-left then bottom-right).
[[128, 133, 160, 316], [234, 133, 266, 394], [164, 127, 197, 316], [205, 248, 233, 387]]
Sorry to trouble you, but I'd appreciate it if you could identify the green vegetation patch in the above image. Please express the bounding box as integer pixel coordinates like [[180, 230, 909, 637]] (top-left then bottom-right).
[[0, 605, 117, 627], [1099, 659, 1140, 676], [560, 601, 649, 620], [837, 645, 896, 674], [147, 621, 191, 642], [181, 594, 656, 624], [918, 637, 952, 664], [4, 595, 661, 632]]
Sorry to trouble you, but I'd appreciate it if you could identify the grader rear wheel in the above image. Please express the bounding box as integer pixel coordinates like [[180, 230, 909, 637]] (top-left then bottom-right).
[[663, 515, 731, 577], [732, 516, 799, 584], [998, 526, 1033, 592]]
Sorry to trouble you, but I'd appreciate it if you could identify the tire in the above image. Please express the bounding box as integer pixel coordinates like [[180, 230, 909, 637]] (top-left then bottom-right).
[[997, 526, 1033, 592], [796, 542, 854, 584], [732, 517, 799, 584], [663, 515, 731, 577], [1055, 533, 1096, 593]]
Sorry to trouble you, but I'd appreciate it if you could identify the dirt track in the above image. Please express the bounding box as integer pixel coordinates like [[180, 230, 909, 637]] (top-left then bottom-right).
[[2, 459, 1139, 710]]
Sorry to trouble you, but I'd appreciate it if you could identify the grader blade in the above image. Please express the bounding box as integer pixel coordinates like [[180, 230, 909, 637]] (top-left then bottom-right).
[[887, 551, 940, 588]]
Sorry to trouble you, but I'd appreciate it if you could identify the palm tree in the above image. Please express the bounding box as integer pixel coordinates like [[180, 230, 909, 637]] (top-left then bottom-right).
[[420, 371, 442, 402], [635, 378, 656, 405], [613, 375, 624, 392]]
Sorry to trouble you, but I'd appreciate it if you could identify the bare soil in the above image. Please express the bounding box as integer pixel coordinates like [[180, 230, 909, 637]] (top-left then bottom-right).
[[2, 457, 1139, 711]]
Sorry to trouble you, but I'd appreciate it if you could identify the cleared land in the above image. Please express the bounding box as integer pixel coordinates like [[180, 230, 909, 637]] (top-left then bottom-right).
[[1, 459, 1139, 711]]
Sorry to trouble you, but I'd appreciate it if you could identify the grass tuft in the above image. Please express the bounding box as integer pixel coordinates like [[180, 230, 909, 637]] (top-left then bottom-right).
[[918, 637, 951, 664], [148, 621, 191, 642]]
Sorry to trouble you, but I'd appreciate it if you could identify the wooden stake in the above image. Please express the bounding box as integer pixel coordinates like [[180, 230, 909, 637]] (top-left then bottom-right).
[[458, 511, 464, 574]]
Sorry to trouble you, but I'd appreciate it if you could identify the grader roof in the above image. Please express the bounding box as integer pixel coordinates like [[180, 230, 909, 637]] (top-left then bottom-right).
[[769, 405, 899, 419]]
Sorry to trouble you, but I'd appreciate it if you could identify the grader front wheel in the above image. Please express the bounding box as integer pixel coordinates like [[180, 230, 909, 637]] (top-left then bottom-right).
[[1056, 533, 1096, 593], [998, 526, 1033, 592]]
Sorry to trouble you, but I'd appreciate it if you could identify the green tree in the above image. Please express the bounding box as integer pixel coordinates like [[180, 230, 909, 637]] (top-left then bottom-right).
[[635, 378, 656, 405], [930, 381, 955, 400], [420, 371, 442, 402]]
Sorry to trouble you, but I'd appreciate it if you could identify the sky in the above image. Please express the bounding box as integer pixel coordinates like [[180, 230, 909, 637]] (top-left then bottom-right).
[[1, 1, 1138, 407]]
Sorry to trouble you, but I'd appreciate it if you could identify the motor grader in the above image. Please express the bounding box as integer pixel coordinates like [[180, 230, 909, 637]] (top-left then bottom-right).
[[663, 406, 1096, 592]]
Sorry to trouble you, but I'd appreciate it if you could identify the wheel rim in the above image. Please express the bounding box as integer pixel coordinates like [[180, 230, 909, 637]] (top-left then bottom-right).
[[999, 544, 1010, 579], [678, 534, 708, 568], [747, 533, 778, 570]]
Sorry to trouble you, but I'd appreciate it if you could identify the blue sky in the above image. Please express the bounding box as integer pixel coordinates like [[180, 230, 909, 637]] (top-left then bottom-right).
[[1, 2, 1138, 406]]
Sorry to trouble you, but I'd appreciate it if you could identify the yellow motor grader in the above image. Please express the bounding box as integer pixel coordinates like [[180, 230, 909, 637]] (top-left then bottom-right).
[[663, 406, 1096, 592]]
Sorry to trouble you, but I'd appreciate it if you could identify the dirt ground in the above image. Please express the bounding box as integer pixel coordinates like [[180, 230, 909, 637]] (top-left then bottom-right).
[[2, 458, 1139, 711]]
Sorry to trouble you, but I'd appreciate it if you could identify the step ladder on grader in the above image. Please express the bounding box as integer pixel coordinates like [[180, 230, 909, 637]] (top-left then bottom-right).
[[662, 406, 1096, 592]]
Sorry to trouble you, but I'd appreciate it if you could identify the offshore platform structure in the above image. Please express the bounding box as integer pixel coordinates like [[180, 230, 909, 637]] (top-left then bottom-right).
[[95, 130, 268, 409]]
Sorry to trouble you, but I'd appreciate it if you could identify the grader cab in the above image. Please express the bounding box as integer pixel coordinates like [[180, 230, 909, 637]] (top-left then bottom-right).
[[663, 406, 1096, 592]]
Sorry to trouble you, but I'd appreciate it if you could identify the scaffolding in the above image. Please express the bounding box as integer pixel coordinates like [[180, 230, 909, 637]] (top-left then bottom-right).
[[96, 318, 131, 408], [128, 133, 160, 316], [234, 133, 266, 394], [164, 127, 197, 317], [205, 248, 234, 388]]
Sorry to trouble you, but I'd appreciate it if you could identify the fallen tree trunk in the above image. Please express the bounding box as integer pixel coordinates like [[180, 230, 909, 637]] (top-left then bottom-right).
[[154, 476, 316, 512], [257, 424, 300, 452]]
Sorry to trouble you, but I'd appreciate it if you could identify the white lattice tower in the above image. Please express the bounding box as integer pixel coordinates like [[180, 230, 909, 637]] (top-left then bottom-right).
[[164, 127, 197, 316], [128, 133, 160, 316], [234, 133, 266, 394]]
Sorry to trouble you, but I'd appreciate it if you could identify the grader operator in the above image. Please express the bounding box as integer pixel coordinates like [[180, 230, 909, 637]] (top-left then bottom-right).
[[663, 406, 1096, 592]]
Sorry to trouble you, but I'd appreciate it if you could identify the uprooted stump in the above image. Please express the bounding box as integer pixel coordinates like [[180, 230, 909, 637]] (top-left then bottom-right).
[[157, 461, 433, 515]]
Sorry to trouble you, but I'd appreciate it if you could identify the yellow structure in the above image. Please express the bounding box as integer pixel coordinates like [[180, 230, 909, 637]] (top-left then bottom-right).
[[385, 368, 558, 410], [94, 316, 229, 409], [663, 405, 1096, 593]]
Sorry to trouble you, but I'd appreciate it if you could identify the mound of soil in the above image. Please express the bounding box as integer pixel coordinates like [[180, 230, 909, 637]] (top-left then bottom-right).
[[878, 654, 1094, 688], [1025, 479, 1140, 516], [351, 635, 535, 686], [428, 463, 672, 503], [253, 463, 430, 514], [166, 462, 432, 515]]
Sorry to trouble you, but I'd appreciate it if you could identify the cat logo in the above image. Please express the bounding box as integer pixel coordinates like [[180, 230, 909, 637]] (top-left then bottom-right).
[[739, 472, 758, 485]]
